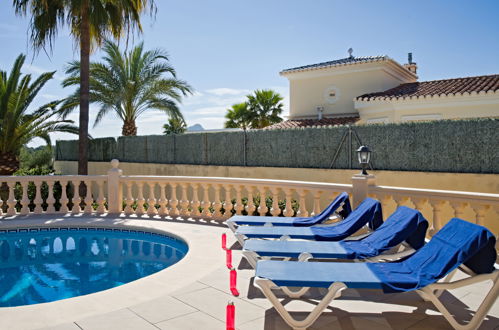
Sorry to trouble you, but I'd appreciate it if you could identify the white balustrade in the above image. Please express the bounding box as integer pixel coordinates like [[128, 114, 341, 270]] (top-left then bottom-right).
[[369, 185, 499, 238], [0, 160, 497, 253]]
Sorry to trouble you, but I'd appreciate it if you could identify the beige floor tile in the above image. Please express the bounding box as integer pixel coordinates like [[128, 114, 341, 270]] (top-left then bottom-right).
[[75, 309, 157, 330], [129, 296, 197, 324], [174, 287, 265, 324], [237, 311, 291, 330], [169, 281, 208, 296], [38, 323, 82, 330], [156, 311, 224, 330]]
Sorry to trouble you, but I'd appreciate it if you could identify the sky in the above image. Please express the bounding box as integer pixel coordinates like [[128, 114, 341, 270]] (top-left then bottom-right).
[[0, 0, 498, 146]]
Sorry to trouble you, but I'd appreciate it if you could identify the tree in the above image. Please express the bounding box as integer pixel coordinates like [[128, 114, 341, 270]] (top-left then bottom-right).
[[13, 0, 156, 174], [0, 54, 78, 175], [163, 116, 187, 135], [62, 40, 192, 136], [246, 89, 284, 129], [224, 102, 252, 130]]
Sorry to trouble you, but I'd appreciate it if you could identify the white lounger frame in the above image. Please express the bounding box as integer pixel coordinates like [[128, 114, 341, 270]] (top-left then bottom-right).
[[242, 241, 416, 268], [226, 213, 341, 234], [254, 265, 499, 330]]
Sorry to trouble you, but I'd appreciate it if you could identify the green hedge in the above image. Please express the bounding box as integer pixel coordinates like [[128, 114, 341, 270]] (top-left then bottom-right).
[[55, 118, 499, 173]]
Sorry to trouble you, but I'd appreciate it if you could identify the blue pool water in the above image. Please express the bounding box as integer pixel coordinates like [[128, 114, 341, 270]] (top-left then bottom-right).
[[0, 227, 188, 307]]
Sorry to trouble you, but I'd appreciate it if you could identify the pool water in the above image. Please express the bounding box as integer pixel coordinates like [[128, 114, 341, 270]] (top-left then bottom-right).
[[0, 227, 188, 307]]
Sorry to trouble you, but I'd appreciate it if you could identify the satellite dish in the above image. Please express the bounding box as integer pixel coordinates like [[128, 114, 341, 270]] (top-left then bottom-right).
[[348, 48, 353, 58]]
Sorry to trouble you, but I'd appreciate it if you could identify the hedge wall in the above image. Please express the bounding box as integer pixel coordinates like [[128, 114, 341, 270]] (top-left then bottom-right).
[[55, 118, 499, 174]]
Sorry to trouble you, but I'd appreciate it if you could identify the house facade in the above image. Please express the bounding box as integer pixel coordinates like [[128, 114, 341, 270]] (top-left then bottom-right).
[[270, 53, 499, 129]]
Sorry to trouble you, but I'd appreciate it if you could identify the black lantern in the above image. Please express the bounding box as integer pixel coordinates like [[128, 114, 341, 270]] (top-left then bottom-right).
[[356, 145, 372, 175]]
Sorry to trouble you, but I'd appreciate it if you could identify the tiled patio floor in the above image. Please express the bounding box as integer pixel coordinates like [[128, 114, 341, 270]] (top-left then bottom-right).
[[39, 223, 499, 330], [0, 215, 496, 330]]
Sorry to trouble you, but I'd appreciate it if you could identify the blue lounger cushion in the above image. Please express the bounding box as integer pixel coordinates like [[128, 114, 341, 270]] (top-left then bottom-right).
[[256, 218, 497, 293], [236, 198, 382, 241], [227, 192, 351, 227], [244, 206, 428, 259]]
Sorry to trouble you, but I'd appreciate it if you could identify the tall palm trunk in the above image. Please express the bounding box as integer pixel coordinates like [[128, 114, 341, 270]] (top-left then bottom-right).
[[0, 152, 19, 175], [78, 1, 90, 175], [122, 119, 137, 136]]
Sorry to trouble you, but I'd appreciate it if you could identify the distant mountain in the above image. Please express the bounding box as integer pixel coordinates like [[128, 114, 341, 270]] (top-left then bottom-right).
[[187, 124, 204, 131]]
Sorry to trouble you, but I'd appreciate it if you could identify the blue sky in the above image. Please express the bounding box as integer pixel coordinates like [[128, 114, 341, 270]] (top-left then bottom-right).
[[0, 0, 498, 146]]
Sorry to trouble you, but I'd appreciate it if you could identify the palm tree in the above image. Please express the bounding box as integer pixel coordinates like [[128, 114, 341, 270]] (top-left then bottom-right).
[[12, 0, 156, 174], [163, 116, 187, 135], [224, 102, 252, 130], [0, 54, 78, 175], [247, 89, 284, 129], [62, 40, 192, 136]]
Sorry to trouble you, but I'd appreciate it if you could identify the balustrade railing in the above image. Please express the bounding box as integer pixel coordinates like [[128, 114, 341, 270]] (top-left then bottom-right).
[[0, 160, 497, 247], [0, 175, 107, 216], [119, 175, 351, 219]]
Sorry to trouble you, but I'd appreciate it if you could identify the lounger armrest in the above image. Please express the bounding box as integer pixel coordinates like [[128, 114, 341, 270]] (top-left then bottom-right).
[[366, 248, 416, 262], [427, 270, 498, 291]]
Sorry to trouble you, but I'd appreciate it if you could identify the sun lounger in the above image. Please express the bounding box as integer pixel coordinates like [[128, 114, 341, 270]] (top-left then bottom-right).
[[242, 206, 428, 268], [234, 198, 382, 245], [226, 192, 351, 232], [254, 218, 498, 330]]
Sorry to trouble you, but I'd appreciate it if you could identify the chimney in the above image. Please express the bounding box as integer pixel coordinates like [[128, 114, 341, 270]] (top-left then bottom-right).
[[403, 52, 418, 75]]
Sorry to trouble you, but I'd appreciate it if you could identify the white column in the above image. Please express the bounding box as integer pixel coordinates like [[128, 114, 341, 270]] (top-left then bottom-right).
[[107, 159, 123, 214]]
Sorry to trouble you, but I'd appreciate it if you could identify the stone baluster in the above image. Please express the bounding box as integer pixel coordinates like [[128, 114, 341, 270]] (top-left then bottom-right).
[[179, 183, 190, 217], [147, 182, 158, 216], [96, 180, 106, 213], [169, 183, 180, 216], [135, 182, 146, 215], [157, 183, 168, 216], [45, 180, 56, 213], [222, 185, 233, 219], [471, 203, 490, 226], [296, 189, 309, 217], [311, 190, 322, 216], [257, 186, 268, 216], [379, 194, 392, 218], [245, 186, 257, 216], [71, 181, 81, 213], [20, 180, 30, 215], [124, 181, 134, 215], [201, 184, 212, 217], [59, 180, 70, 213], [33, 181, 44, 214], [412, 197, 428, 214], [429, 199, 446, 235], [392, 195, 409, 208], [212, 184, 223, 218], [283, 188, 294, 217], [6, 181, 17, 216], [270, 187, 281, 217], [84, 181, 94, 213], [450, 201, 468, 219], [190, 183, 201, 217], [234, 185, 245, 215]]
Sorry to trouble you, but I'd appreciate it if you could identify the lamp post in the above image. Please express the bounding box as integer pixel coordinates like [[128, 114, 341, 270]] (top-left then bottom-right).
[[356, 146, 372, 175]]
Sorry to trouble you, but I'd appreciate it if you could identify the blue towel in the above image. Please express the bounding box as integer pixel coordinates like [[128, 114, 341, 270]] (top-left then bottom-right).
[[236, 198, 382, 241], [340, 206, 428, 258], [227, 192, 351, 227], [244, 206, 427, 259], [371, 218, 497, 292], [309, 198, 382, 241], [256, 218, 496, 293], [293, 192, 352, 226]]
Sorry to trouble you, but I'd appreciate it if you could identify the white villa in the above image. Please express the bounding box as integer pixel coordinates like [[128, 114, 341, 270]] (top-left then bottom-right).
[[270, 52, 499, 128]]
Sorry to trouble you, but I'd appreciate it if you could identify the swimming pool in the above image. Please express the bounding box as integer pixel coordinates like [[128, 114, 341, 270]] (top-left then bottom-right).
[[0, 227, 188, 307]]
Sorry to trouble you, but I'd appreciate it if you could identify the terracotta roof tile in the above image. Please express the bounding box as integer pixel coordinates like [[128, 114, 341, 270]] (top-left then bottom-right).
[[357, 74, 499, 101], [281, 56, 388, 74], [264, 117, 360, 130]]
